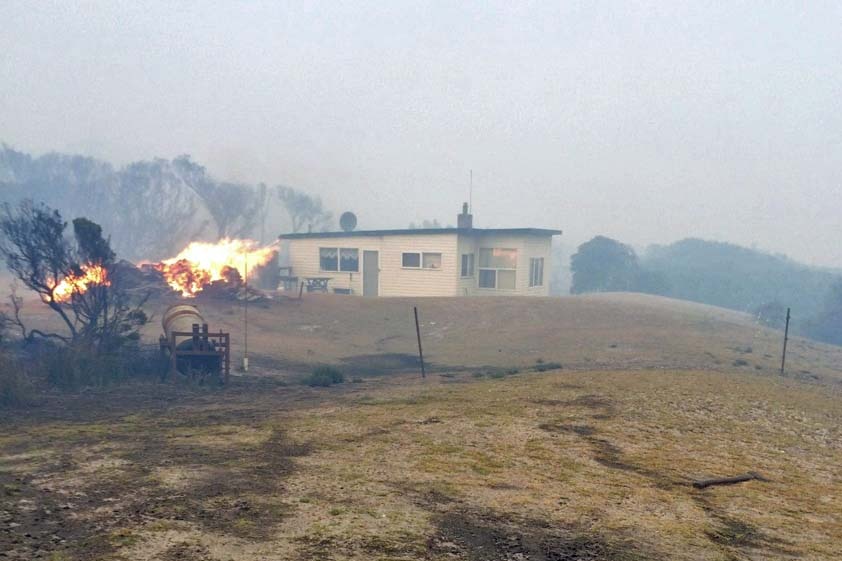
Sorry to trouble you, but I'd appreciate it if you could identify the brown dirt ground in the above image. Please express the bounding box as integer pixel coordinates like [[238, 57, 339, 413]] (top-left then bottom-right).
[[2, 293, 841, 560]]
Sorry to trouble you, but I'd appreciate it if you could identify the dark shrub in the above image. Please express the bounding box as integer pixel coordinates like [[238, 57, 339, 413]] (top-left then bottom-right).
[[304, 365, 344, 387], [0, 353, 33, 408], [533, 362, 563, 372], [35, 343, 161, 390]]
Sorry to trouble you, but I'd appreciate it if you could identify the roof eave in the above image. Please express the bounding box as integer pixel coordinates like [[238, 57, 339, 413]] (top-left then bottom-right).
[[278, 227, 562, 240]]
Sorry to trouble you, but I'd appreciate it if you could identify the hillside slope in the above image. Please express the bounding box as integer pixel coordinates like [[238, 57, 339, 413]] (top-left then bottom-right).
[[143, 292, 842, 384]]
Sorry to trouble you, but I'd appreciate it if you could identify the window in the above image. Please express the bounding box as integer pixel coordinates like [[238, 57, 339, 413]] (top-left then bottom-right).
[[422, 253, 442, 269], [320, 247, 338, 271], [320, 247, 359, 271], [403, 252, 442, 269], [478, 248, 517, 289], [478, 269, 496, 288], [498, 270, 516, 289], [461, 253, 475, 277], [340, 248, 359, 272], [479, 248, 517, 269], [402, 252, 421, 268], [529, 257, 544, 287]]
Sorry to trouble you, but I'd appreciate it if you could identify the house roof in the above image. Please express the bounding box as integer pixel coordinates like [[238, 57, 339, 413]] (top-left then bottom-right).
[[278, 227, 562, 240]]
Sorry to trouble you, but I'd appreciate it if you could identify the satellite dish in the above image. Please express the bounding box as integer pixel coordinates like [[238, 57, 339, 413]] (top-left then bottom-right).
[[339, 211, 357, 232]]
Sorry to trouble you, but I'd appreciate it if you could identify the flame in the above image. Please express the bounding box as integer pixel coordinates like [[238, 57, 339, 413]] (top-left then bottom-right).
[[155, 238, 276, 297], [51, 264, 110, 303]]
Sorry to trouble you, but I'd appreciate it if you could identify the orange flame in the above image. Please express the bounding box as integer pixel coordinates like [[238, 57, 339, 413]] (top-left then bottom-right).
[[154, 238, 276, 297], [51, 264, 110, 303]]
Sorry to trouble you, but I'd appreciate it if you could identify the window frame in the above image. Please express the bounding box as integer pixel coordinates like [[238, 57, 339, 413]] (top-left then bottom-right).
[[320, 247, 359, 272], [402, 251, 443, 270], [319, 247, 339, 272], [402, 252, 421, 268], [478, 247, 518, 290], [529, 257, 544, 287], [478, 269, 497, 288], [460, 253, 475, 277], [422, 252, 442, 270], [339, 248, 359, 272]]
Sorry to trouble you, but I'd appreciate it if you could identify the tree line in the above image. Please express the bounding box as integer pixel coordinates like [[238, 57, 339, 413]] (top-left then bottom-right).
[[0, 145, 334, 261], [570, 235, 842, 346]]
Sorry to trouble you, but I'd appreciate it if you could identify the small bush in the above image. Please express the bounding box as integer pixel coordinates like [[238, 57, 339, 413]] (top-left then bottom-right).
[[733, 359, 749, 367], [304, 365, 344, 387], [533, 362, 563, 372], [0, 353, 33, 408], [35, 343, 161, 390]]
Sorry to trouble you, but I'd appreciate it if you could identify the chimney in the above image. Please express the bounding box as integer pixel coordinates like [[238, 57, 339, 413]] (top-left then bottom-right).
[[457, 202, 473, 229]]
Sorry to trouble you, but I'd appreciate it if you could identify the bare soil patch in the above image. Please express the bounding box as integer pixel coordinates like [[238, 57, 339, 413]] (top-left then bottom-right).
[[431, 508, 655, 561]]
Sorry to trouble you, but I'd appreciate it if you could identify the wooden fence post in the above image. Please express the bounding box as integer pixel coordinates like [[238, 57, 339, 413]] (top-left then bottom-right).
[[414, 306, 426, 378], [780, 307, 791, 375]]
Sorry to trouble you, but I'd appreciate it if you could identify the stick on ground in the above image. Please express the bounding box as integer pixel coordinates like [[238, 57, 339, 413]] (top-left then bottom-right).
[[692, 472, 768, 489]]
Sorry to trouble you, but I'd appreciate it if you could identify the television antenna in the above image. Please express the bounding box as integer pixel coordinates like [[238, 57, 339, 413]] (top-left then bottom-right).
[[469, 169, 473, 213]]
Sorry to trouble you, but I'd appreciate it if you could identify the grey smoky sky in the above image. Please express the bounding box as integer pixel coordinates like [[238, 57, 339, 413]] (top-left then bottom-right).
[[2, 2, 841, 266]]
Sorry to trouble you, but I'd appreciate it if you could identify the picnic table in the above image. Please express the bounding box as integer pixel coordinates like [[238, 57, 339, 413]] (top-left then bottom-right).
[[278, 275, 299, 291], [304, 277, 331, 293]]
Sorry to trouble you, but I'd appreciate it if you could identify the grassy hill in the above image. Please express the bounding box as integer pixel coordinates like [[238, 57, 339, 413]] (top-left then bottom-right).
[[141, 292, 842, 383], [2, 294, 841, 560]]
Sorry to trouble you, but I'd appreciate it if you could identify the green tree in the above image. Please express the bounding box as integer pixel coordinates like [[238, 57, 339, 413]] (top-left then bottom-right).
[[408, 219, 443, 229], [0, 200, 77, 337], [632, 269, 671, 296], [640, 238, 835, 317], [0, 200, 147, 350], [806, 279, 842, 345], [73, 217, 115, 264], [276, 185, 333, 233], [570, 236, 639, 294]]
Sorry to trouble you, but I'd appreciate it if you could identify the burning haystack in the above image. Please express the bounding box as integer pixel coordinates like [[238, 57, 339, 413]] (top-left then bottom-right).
[[139, 238, 278, 301]]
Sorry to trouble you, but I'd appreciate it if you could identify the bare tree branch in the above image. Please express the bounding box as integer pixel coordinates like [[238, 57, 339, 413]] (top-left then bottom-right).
[[276, 185, 333, 233]]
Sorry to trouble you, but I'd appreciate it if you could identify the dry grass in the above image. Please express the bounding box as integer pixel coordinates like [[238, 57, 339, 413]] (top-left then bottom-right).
[[132, 292, 842, 383], [2, 293, 841, 559], [14, 290, 842, 381], [275, 369, 841, 560]]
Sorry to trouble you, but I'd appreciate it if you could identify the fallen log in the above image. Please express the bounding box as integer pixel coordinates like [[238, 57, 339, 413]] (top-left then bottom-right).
[[692, 472, 767, 489]]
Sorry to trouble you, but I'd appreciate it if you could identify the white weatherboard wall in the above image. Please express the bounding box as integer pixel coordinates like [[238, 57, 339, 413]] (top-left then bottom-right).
[[456, 234, 476, 296], [284, 230, 554, 297], [458, 233, 552, 297], [285, 233, 459, 297]]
